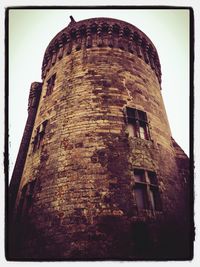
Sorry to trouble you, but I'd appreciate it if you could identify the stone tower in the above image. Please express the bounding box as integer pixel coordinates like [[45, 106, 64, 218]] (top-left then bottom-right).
[[8, 17, 191, 260]]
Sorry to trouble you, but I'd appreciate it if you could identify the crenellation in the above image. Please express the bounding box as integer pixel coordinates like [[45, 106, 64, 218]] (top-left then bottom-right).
[[41, 18, 162, 84]]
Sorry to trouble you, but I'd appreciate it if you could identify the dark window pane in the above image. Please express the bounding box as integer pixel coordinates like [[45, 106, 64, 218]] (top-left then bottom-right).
[[42, 120, 48, 130], [138, 110, 147, 122], [126, 107, 136, 119], [127, 117, 136, 124], [149, 187, 162, 211], [134, 169, 145, 182], [148, 171, 158, 185], [134, 185, 148, 209], [149, 189, 156, 210]]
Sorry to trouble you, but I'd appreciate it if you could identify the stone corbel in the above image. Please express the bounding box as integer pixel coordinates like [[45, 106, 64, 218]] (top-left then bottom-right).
[[134, 32, 142, 58], [51, 44, 57, 66], [108, 25, 114, 48], [142, 39, 149, 64], [66, 34, 72, 55], [154, 55, 159, 74], [42, 58, 48, 79], [97, 24, 103, 47], [46, 52, 52, 72], [154, 54, 161, 82], [128, 32, 134, 53], [75, 29, 81, 51], [86, 25, 92, 48], [118, 28, 124, 50], [148, 46, 155, 70], [57, 38, 64, 60]]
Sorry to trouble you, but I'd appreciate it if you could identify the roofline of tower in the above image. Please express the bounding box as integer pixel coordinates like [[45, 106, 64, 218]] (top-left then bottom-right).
[[41, 17, 162, 84], [45, 17, 157, 52]]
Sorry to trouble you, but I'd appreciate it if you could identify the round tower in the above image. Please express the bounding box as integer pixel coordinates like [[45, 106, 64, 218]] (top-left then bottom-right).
[[11, 17, 190, 260]]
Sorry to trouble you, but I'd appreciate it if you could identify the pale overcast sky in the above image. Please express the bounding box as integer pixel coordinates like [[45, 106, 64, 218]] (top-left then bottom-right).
[[8, 8, 190, 179]]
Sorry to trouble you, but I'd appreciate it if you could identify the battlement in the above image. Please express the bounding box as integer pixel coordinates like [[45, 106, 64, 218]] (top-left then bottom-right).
[[42, 17, 161, 83]]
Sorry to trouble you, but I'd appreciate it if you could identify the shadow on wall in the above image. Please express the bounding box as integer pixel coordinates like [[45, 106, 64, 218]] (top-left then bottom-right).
[[7, 211, 192, 260]]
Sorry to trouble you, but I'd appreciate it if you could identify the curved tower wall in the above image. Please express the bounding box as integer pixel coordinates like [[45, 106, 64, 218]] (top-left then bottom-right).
[[11, 18, 190, 259]]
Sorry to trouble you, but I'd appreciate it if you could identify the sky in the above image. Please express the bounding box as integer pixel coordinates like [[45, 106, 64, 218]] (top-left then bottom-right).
[[8, 8, 190, 180]]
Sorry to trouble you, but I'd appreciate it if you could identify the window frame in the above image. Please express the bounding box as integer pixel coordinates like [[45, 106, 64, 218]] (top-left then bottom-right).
[[17, 179, 37, 219], [125, 107, 150, 140], [32, 120, 48, 152], [133, 169, 162, 211]]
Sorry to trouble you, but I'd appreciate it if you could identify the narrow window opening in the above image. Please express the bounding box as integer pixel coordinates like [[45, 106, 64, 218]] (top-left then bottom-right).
[[25, 180, 37, 214], [46, 73, 56, 96], [32, 120, 48, 152], [17, 179, 37, 219]]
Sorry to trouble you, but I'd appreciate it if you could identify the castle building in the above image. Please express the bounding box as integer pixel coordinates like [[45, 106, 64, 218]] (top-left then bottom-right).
[[8, 16, 191, 260]]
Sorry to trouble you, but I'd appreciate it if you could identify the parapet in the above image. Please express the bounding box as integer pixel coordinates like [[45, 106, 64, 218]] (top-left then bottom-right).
[[41, 17, 162, 83]]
